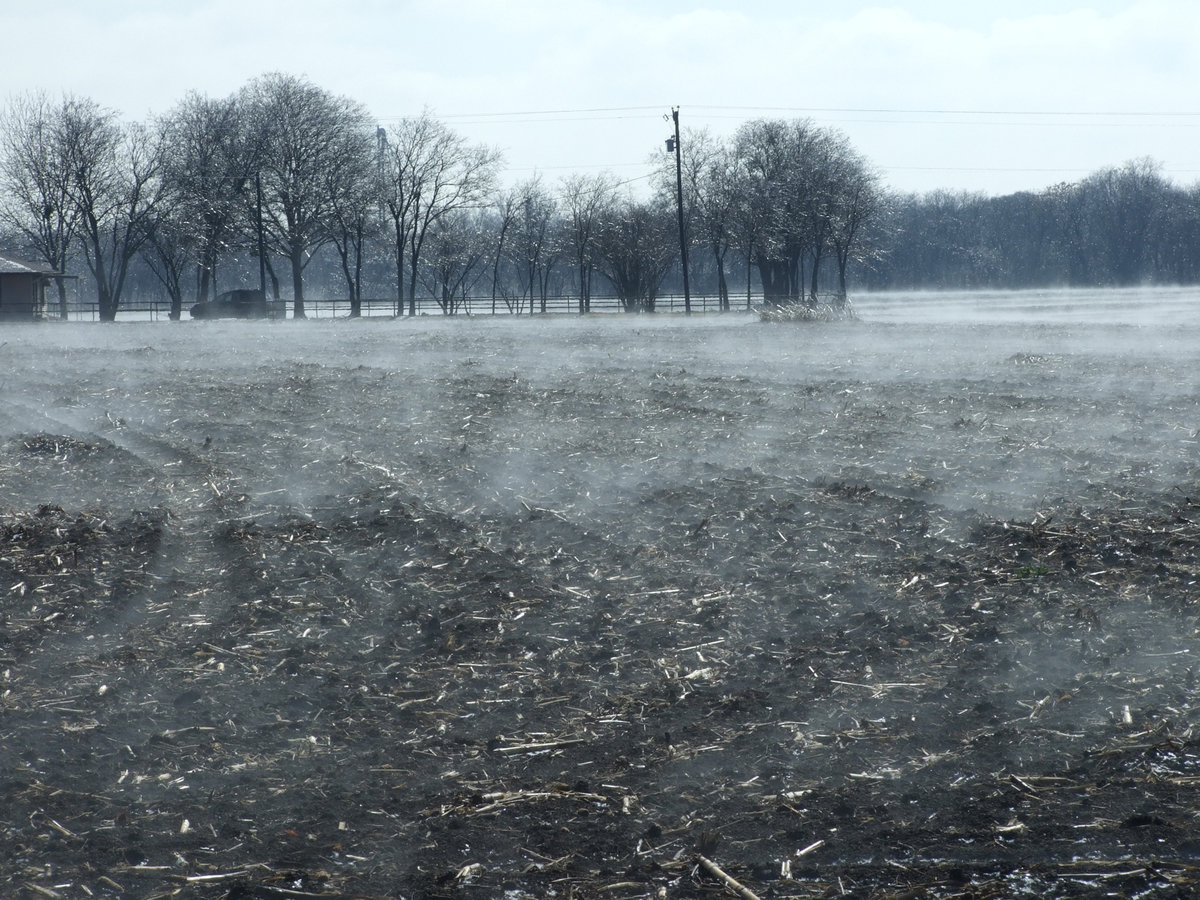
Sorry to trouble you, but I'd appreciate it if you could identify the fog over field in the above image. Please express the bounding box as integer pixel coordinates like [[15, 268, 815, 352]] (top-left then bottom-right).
[[6, 287, 1197, 521], [3, 287, 1200, 898]]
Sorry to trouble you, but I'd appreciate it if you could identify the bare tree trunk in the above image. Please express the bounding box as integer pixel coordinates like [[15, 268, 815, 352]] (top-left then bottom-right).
[[407, 247, 419, 317], [756, 257, 790, 307], [713, 245, 729, 311], [835, 246, 850, 307], [491, 215, 510, 315], [393, 225, 405, 316], [291, 247, 306, 318], [265, 259, 280, 303], [746, 248, 753, 309], [53, 276, 69, 321], [198, 260, 213, 305], [351, 240, 363, 317]]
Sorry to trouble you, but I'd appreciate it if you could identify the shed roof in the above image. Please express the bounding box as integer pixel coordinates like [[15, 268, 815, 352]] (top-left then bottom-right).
[[0, 252, 61, 276]]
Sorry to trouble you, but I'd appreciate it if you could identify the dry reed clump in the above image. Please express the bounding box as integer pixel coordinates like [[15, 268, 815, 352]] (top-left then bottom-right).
[[756, 300, 857, 322]]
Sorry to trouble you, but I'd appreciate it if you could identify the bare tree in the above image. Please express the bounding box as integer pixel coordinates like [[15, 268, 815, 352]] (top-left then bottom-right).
[[594, 197, 675, 312], [378, 110, 500, 316], [157, 91, 254, 314], [560, 171, 618, 314], [0, 92, 82, 319], [508, 175, 559, 314], [325, 124, 380, 317], [488, 189, 522, 313], [141, 200, 192, 319], [242, 73, 373, 318], [64, 101, 165, 322], [797, 129, 846, 303], [418, 209, 490, 314], [1078, 158, 1170, 285], [727, 163, 766, 308], [666, 129, 739, 311], [1155, 183, 1200, 283], [734, 118, 813, 305], [736, 119, 883, 306], [828, 147, 885, 304]]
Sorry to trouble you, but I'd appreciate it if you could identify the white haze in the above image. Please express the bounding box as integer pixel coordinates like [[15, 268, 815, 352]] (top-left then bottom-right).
[[1, 287, 1197, 529], [3, 286, 1198, 816]]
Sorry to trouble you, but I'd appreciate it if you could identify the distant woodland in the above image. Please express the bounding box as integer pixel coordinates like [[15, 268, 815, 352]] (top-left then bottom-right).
[[867, 158, 1200, 290], [1, 74, 1196, 320]]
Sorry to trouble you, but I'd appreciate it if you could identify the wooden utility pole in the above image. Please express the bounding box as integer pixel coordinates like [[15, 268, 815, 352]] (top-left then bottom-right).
[[671, 107, 692, 315]]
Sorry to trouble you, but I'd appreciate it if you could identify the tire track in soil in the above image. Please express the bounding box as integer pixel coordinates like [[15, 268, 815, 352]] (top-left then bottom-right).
[[0, 401, 266, 897], [2, 399, 228, 652], [0, 400, 474, 895], [7, 339, 1200, 898], [1, 394, 641, 897]]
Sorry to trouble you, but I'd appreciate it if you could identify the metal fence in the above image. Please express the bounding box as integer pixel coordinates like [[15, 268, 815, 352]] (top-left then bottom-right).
[[68, 293, 761, 321]]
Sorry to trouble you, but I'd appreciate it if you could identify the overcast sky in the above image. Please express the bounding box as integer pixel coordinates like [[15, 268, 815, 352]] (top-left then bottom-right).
[[5, 1, 1198, 196]]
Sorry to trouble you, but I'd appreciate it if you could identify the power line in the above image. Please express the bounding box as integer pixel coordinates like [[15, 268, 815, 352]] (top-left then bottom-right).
[[889, 165, 1200, 173], [498, 166, 655, 189], [375, 103, 1200, 122], [687, 104, 1200, 119], [885, 165, 1099, 174], [379, 105, 663, 119], [372, 104, 1199, 187], [442, 105, 664, 118], [500, 161, 647, 172], [375, 106, 666, 125], [682, 114, 1200, 130]]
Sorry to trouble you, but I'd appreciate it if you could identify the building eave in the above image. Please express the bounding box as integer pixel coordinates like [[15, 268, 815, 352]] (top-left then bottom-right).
[[0, 252, 70, 277]]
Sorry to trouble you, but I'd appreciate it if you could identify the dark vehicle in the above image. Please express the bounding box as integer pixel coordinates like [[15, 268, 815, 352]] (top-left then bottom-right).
[[189, 289, 282, 320]]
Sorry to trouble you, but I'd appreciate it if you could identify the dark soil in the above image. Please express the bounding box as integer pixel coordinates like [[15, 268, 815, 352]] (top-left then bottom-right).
[[3, 310, 1200, 899]]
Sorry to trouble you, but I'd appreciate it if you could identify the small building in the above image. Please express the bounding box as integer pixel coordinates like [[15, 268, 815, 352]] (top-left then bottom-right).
[[0, 252, 61, 321]]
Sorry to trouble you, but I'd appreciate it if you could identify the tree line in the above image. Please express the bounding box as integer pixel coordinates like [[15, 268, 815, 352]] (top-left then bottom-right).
[[1, 73, 1196, 322], [0, 73, 887, 320], [866, 158, 1200, 290]]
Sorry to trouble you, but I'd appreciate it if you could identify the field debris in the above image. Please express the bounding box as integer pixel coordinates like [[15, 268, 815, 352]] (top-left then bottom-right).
[[757, 300, 856, 323], [3, 313, 1200, 898]]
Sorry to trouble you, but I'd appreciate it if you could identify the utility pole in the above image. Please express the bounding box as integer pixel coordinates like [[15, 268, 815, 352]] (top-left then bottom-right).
[[669, 107, 692, 314]]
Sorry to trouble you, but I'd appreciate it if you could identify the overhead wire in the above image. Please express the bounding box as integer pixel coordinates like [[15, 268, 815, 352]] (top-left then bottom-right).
[[377, 103, 1200, 123], [374, 104, 1199, 185]]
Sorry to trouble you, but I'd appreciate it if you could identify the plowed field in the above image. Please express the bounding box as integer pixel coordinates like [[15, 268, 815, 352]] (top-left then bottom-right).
[[3, 291, 1200, 898]]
